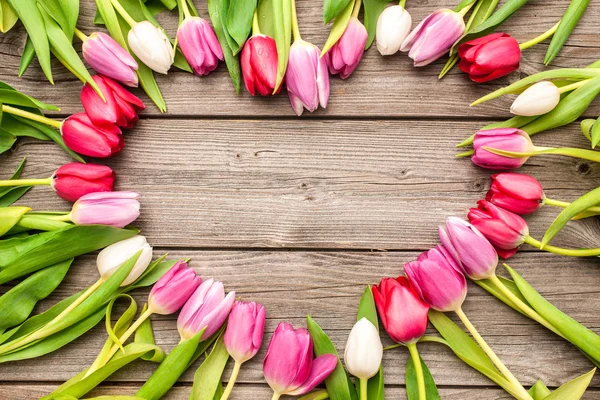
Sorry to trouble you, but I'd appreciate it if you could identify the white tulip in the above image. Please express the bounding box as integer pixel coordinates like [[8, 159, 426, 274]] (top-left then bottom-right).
[[97, 235, 153, 286], [344, 318, 383, 380], [128, 21, 174, 74], [376, 5, 412, 56], [510, 81, 561, 116]]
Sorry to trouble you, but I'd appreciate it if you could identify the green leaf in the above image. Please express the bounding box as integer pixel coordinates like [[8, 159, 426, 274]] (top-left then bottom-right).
[[475, 277, 529, 314], [324, 0, 352, 24], [18, 36, 36, 76], [591, 118, 600, 149], [191, 332, 230, 400], [3, 114, 51, 140], [545, 0, 590, 65], [0, 129, 15, 153], [270, 0, 292, 92], [406, 355, 440, 400], [225, 0, 256, 52], [298, 390, 330, 400], [0, 187, 31, 207], [0, 0, 18, 33], [542, 369, 596, 400], [363, 0, 390, 49], [580, 119, 595, 142], [37, 0, 73, 39], [0, 206, 30, 236], [321, 0, 353, 56], [208, 0, 241, 93], [0, 88, 58, 110], [529, 380, 552, 400]]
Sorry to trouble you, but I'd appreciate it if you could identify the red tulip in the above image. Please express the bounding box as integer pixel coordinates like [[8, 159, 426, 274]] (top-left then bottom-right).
[[241, 35, 279, 96], [486, 173, 545, 215], [458, 33, 520, 83], [61, 113, 123, 158], [52, 162, 115, 202]]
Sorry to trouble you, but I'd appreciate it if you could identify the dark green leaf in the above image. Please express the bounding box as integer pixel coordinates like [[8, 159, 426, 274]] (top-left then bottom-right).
[[406, 354, 440, 400], [0, 129, 15, 153], [323, 0, 352, 24], [0, 187, 31, 207], [3, 114, 52, 140], [545, 0, 590, 65], [208, 0, 241, 93], [18, 36, 36, 76], [321, 0, 353, 55], [15, 117, 85, 162], [363, 0, 391, 49], [0, 88, 58, 110], [191, 332, 230, 400], [225, 0, 256, 52]]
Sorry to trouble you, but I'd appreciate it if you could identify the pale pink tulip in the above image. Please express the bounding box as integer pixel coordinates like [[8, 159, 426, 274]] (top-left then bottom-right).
[[70, 191, 140, 228], [224, 301, 266, 363], [82, 32, 139, 87], [324, 17, 368, 79], [177, 17, 224, 76], [148, 261, 201, 314]]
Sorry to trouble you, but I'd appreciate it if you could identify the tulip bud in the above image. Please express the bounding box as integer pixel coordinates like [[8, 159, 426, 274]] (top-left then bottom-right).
[[61, 113, 123, 158], [458, 33, 521, 83], [376, 5, 412, 56], [285, 40, 330, 116], [177, 17, 224, 76], [472, 128, 534, 170], [439, 217, 498, 279], [70, 191, 140, 228], [241, 34, 279, 96], [263, 322, 337, 397], [96, 235, 153, 286], [148, 261, 201, 314], [372, 277, 429, 344], [486, 173, 545, 215], [344, 318, 383, 380], [224, 301, 266, 363], [82, 32, 139, 87], [401, 9, 465, 67], [128, 21, 174, 74], [177, 279, 235, 340], [52, 163, 115, 202], [324, 17, 368, 79], [510, 81, 561, 116]]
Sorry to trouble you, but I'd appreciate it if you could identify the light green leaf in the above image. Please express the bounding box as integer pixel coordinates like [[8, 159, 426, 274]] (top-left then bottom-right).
[[298, 390, 330, 400], [18, 36, 36, 76], [529, 380, 552, 400], [0, 0, 18, 33], [191, 332, 230, 400], [208, 0, 241, 93], [545, 0, 590, 65], [591, 118, 600, 148], [406, 355, 440, 400], [580, 118, 595, 142], [321, 0, 353, 56], [475, 276, 529, 314], [542, 369, 596, 400], [37, 0, 73, 39], [0, 187, 31, 207], [271, 0, 292, 91], [0, 206, 30, 236], [363, 0, 391, 49], [324, 0, 352, 24], [225, 0, 256, 52]]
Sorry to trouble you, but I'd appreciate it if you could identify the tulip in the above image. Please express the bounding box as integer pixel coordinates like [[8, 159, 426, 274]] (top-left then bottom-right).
[[96, 234, 152, 286], [486, 173, 545, 214], [324, 17, 368, 79], [148, 261, 202, 314], [438, 217, 498, 279], [128, 21, 174, 74], [263, 322, 337, 399], [177, 279, 235, 340], [372, 277, 429, 344], [82, 32, 139, 87], [241, 34, 279, 96], [177, 16, 224, 76], [285, 40, 330, 116], [70, 191, 141, 228], [81, 75, 145, 128], [468, 200, 529, 259], [400, 9, 465, 67], [51, 162, 114, 202], [510, 81, 561, 116], [344, 318, 383, 381], [458, 33, 521, 83], [472, 128, 534, 170], [61, 112, 123, 158], [376, 5, 412, 56]]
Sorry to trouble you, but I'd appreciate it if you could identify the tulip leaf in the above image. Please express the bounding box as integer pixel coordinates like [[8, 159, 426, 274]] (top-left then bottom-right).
[[363, 0, 392, 49], [0, 87, 59, 110], [475, 276, 529, 314], [191, 332, 230, 400], [542, 369, 596, 400], [591, 118, 600, 149], [298, 390, 330, 400], [406, 354, 440, 400], [0, 0, 17, 33], [580, 119, 594, 142], [225, 0, 257, 52], [529, 380, 552, 400], [321, 0, 353, 56], [18, 36, 36, 76], [545, 0, 590, 65], [0, 158, 32, 207], [270, 0, 292, 92], [208, 0, 241, 93], [37, 0, 75, 40], [324, 0, 352, 24], [2, 115, 51, 141], [0, 206, 30, 237], [307, 315, 359, 400]]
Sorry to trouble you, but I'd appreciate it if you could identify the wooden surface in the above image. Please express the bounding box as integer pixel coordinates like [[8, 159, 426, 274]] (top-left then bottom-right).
[[1, 0, 600, 398]]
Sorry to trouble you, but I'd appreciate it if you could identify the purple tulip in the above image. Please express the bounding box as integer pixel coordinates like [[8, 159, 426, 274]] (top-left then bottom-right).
[[70, 191, 140, 228], [224, 301, 266, 363], [324, 17, 368, 79], [472, 128, 535, 170], [400, 9, 465, 67], [285, 40, 330, 116], [263, 322, 337, 398], [177, 279, 235, 340], [177, 16, 224, 76], [82, 32, 139, 87], [148, 261, 201, 314]]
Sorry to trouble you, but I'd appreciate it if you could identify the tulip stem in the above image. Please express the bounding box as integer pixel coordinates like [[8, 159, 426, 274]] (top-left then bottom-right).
[[524, 235, 600, 257], [0, 177, 52, 187], [74, 28, 88, 42], [271, 393, 281, 400], [252, 11, 261, 35], [220, 361, 242, 400], [290, 0, 301, 41], [178, 0, 192, 19], [455, 307, 532, 400], [2, 105, 62, 129], [398, 0, 406, 7], [557, 79, 590, 94], [109, 0, 138, 27], [407, 343, 426, 400], [482, 145, 600, 164], [519, 21, 560, 50], [351, 0, 362, 18], [49, 279, 105, 329], [359, 378, 368, 400], [544, 197, 600, 214]]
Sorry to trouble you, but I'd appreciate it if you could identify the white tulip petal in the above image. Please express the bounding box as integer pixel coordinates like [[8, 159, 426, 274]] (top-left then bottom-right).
[[344, 318, 383, 380], [510, 81, 561, 116]]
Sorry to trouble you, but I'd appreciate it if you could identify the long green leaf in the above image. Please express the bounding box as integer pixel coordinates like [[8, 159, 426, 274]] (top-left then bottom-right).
[[37, 0, 72, 39], [0, 206, 30, 236], [542, 369, 596, 400], [545, 0, 590, 65], [225, 0, 256, 52], [475, 276, 529, 314], [191, 332, 230, 400], [0, 0, 18, 33], [2, 115, 51, 140], [321, 0, 353, 56], [271, 0, 292, 92], [0, 84, 58, 110], [0, 157, 31, 205], [529, 380, 552, 400], [208, 0, 241, 93], [324, 0, 352, 24], [406, 355, 440, 400], [363, 0, 391, 49]]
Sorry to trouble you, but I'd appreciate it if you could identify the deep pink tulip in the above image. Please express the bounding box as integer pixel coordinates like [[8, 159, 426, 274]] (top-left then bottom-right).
[[82, 32, 139, 87], [263, 322, 337, 397], [468, 200, 529, 259], [70, 191, 140, 228], [177, 17, 224, 76], [52, 163, 115, 202], [372, 277, 429, 344], [472, 128, 534, 170], [224, 301, 266, 363], [486, 173, 545, 215], [177, 279, 235, 340], [241, 35, 279, 96], [148, 261, 201, 314], [458, 33, 521, 83], [285, 40, 330, 116], [81, 75, 145, 128], [61, 112, 123, 158], [324, 17, 368, 79], [400, 9, 465, 67], [438, 217, 498, 280]]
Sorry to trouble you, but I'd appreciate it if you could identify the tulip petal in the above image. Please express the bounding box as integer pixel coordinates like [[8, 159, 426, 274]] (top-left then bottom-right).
[[286, 354, 338, 395]]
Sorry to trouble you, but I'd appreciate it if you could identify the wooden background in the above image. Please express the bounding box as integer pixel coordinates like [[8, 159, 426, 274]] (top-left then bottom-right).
[[1, 0, 600, 398]]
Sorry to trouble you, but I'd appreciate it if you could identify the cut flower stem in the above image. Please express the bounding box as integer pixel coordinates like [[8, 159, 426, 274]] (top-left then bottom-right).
[[483, 145, 600, 164], [407, 343, 426, 400], [2, 105, 62, 129], [519, 21, 560, 51], [524, 235, 600, 256], [220, 361, 242, 400]]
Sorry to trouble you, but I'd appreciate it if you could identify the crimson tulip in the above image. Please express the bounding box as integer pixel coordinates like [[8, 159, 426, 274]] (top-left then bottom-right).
[[458, 33, 521, 83], [241, 35, 279, 96], [52, 162, 115, 202], [61, 113, 123, 158], [486, 173, 545, 214]]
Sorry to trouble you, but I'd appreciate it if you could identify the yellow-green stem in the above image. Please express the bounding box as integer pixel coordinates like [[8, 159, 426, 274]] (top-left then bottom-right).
[[557, 79, 590, 93], [220, 361, 242, 400], [0, 177, 52, 186], [271, 393, 281, 400], [50, 279, 104, 327], [524, 235, 600, 257], [2, 105, 62, 129], [109, 0, 137, 27], [291, 0, 301, 42], [74, 28, 88, 42], [399, 0, 406, 7], [407, 343, 426, 400], [359, 378, 368, 400], [519, 21, 560, 50], [544, 197, 600, 213], [179, 0, 192, 18], [352, 0, 362, 18]]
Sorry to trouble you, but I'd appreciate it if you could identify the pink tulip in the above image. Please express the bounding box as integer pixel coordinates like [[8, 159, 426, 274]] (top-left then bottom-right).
[[400, 9, 465, 67], [372, 277, 429, 344], [52, 163, 115, 202], [82, 32, 139, 87], [70, 191, 140, 228], [486, 173, 545, 214], [224, 301, 266, 363], [324, 17, 367, 79], [61, 113, 123, 158], [263, 322, 337, 397], [439, 217, 498, 279], [472, 128, 534, 170], [177, 17, 224, 76], [177, 279, 235, 340], [285, 40, 329, 116], [148, 261, 201, 314]]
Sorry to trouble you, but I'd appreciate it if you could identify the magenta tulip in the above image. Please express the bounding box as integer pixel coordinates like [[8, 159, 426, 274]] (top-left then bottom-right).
[[324, 17, 368, 79], [148, 262, 201, 315], [61, 113, 123, 158], [486, 173, 545, 214], [70, 191, 140, 228], [82, 32, 139, 87], [458, 33, 521, 83], [177, 17, 224, 76], [224, 301, 266, 363], [241, 35, 279, 96], [472, 128, 535, 170], [52, 163, 115, 202]]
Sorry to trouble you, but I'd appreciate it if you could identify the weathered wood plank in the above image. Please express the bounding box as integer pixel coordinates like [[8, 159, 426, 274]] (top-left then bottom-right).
[[0, 0, 598, 117]]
